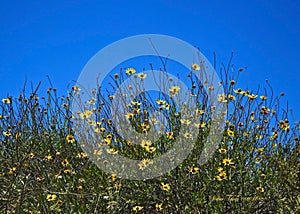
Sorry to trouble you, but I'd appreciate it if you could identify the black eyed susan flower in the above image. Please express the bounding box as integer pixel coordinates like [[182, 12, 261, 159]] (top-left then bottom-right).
[[184, 132, 192, 139], [169, 86, 181, 95], [163, 104, 170, 110], [66, 135, 75, 143], [61, 159, 69, 167], [217, 167, 224, 172], [145, 146, 156, 153], [279, 120, 290, 131], [77, 152, 87, 158], [227, 130, 234, 137], [3, 131, 11, 137], [106, 148, 118, 154], [256, 186, 265, 192], [111, 174, 117, 182], [161, 183, 171, 191], [132, 206, 143, 212], [2, 98, 11, 104], [138, 159, 153, 170], [56, 200, 63, 207], [155, 203, 163, 211], [218, 148, 227, 154], [28, 153, 35, 158], [141, 140, 152, 148], [8, 167, 17, 175], [156, 99, 166, 105], [189, 166, 199, 174], [165, 132, 174, 139], [125, 68, 136, 75], [260, 95, 267, 100], [248, 94, 258, 100], [191, 63, 200, 70], [222, 158, 234, 166], [233, 88, 243, 94], [115, 182, 122, 189], [255, 148, 264, 153], [138, 72, 147, 79], [196, 109, 205, 115], [44, 155, 52, 161], [216, 172, 227, 181], [46, 194, 57, 201], [64, 169, 71, 174], [79, 110, 93, 119]]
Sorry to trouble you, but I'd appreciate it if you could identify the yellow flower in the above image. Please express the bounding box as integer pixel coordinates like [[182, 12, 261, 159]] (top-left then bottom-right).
[[227, 130, 234, 137], [195, 122, 206, 129], [79, 110, 93, 119], [131, 101, 141, 107], [138, 72, 147, 79], [216, 172, 227, 181], [46, 194, 57, 201], [169, 86, 181, 95], [77, 152, 87, 158], [87, 98, 96, 105], [2, 98, 11, 104], [106, 148, 118, 154], [217, 167, 224, 172], [256, 186, 265, 192], [44, 155, 52, 161], [66, 135, 75, 143], [115, 182, 122, 189], [156, 99, 166, 105], [218, 94, 227, 102], [218, 148, 227, 154], [133, 206, 143, 212], [126, 112, 134, 120], [64, 169, 71, 174], [223, 158, 234, 166], [28, 153, 35, 158], [72, 86, 81, 92], [163, 104, 170, 110], [95, 127, 106, 134], [61, 159, 69, 167], [260, 95, 267, 100], [155, 203, 163, 211], [145, 146, 156, 153], [228, 94, 236, 101], [233, 88, 243, 95], [189, 166, 199, 174], [111, 174, 117, 182], [184, 132, 192, 139], [191, 63, 200, 70], [255, 148, 264, 153], [3, 131, 11, 137], [125, 68, 136, 74], [279, 120, 290, 131], [165, 132, 174, 139], [15, 132, 21, 139], [243, 132, 249, 137], [181, 119, 191, 125], [56, 200, 63, 207], [161, 182, 171, 191], [248, 94, 258, 100], [138, 159, 153, 170], [8, 167, 17, 175], [196, 109, 205, 115]]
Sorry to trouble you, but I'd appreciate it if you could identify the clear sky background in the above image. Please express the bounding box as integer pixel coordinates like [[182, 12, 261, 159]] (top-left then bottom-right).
[[0, 0, 299, 118]]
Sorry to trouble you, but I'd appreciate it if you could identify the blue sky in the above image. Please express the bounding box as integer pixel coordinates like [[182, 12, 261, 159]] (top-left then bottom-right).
[[0, 0, 299, 118]]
